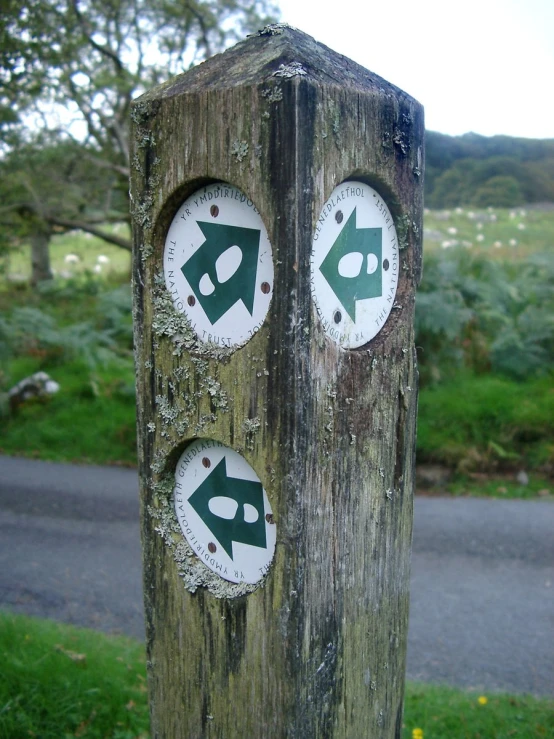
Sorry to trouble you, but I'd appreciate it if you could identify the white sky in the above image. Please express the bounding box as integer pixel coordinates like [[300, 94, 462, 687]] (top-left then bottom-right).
[[277, 0, 554, 139]]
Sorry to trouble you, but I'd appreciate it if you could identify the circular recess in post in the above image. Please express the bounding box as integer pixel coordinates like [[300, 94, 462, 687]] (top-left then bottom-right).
[[174, 439, 276, 585], [163, 183, 273, 350], [310, 181, 399, 348]]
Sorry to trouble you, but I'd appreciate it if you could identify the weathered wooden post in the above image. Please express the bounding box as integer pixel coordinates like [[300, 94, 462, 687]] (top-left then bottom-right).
[[131, 24, 423, 738]]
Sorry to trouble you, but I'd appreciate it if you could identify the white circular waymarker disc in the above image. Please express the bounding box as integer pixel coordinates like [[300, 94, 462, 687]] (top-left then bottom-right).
[[163, 183, 273, 350], [174, 439, 276, 585], [310, 181, 400, 348]]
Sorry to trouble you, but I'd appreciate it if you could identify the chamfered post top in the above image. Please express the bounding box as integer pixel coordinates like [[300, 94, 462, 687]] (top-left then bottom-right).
[[135, 23, 421, 107]]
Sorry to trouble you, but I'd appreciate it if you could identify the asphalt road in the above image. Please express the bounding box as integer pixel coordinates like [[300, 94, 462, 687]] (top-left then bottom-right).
[[0, 455, 552, 697]]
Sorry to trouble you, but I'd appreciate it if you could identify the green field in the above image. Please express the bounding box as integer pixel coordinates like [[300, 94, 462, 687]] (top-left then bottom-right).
[[423, 204, 554, 258], [1, 611, 552, 739], [1, 207, 553, 491]]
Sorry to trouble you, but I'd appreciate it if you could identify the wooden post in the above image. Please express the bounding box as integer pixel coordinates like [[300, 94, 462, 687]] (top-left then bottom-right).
[[131, 25, 423, 738]]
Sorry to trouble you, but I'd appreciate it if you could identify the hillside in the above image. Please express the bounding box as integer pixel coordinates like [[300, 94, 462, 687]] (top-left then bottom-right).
[[425, 131, 554, 208]]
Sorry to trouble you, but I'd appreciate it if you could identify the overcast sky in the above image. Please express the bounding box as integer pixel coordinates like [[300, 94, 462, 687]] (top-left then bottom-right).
[[277, 0, 554, 139]]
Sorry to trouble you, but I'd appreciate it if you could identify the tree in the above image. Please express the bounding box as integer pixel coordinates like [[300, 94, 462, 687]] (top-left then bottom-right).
[[473, 175, 523, 208], [428, 159, 479, 208], [0, 0, 278, 272], [0, 133, 129, 283], [425, 131, 554, 208]]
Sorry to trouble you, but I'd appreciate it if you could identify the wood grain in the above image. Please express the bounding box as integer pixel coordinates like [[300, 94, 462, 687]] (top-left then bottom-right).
[[131, 26, 424, 738]]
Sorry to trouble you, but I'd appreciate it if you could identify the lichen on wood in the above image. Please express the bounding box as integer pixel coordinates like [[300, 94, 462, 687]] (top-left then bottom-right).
[[148, 474, 262, 598], [131, 24, 423, 739]]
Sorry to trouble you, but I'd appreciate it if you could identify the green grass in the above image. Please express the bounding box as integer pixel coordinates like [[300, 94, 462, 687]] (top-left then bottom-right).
[[403, 682, 554, 739], [1, 611, 552, 739], [442, 474, 552, 500], [0, 270, 137, 466], [0, 358, 137, 466], [417, 373, 554, 474], [0, 611, 149, 739]]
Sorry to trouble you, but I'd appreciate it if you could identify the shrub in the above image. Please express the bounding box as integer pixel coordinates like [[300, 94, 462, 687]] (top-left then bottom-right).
[[416, 250, 554, 383], [0, 281, 133, 382]]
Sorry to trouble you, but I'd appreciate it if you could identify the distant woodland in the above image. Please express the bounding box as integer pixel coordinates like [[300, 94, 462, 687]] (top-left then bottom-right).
[[425, 132, 554, 208]]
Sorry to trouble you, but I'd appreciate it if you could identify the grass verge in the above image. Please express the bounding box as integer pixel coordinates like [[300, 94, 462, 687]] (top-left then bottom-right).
[[0, 611, 148, 739], [1, 210, 553, 484], [0, 359, 137, 466], [404, 682, 553, 739], [417, 372, 554, 474], [3, 364, 553, 488], [441, 474, 552, 500], [1, 612, 553, 739]]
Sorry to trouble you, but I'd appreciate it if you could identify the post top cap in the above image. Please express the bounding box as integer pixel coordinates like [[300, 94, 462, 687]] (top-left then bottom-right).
[[136, 24, 416, 105]]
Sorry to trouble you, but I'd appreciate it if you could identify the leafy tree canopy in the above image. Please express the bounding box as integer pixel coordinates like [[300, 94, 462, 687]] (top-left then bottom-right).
[[0, 134, 129, 249], [0, 0, 278, 249]]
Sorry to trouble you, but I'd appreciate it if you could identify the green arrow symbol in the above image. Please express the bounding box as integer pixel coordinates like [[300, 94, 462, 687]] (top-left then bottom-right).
[[319, 208, 382, 321], [188, 457, 267, 559], [181, 221, 261, 324]]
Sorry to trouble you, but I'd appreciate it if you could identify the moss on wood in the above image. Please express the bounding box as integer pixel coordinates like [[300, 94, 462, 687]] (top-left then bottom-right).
[[131, 25, 423, 739]]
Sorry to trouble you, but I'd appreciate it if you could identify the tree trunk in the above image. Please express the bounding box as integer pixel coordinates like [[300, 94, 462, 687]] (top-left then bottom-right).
[[30, 226, 53, 285]]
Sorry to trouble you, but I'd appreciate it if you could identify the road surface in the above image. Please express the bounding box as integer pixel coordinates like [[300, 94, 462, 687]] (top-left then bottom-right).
[[0, 456, 552, 696]]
